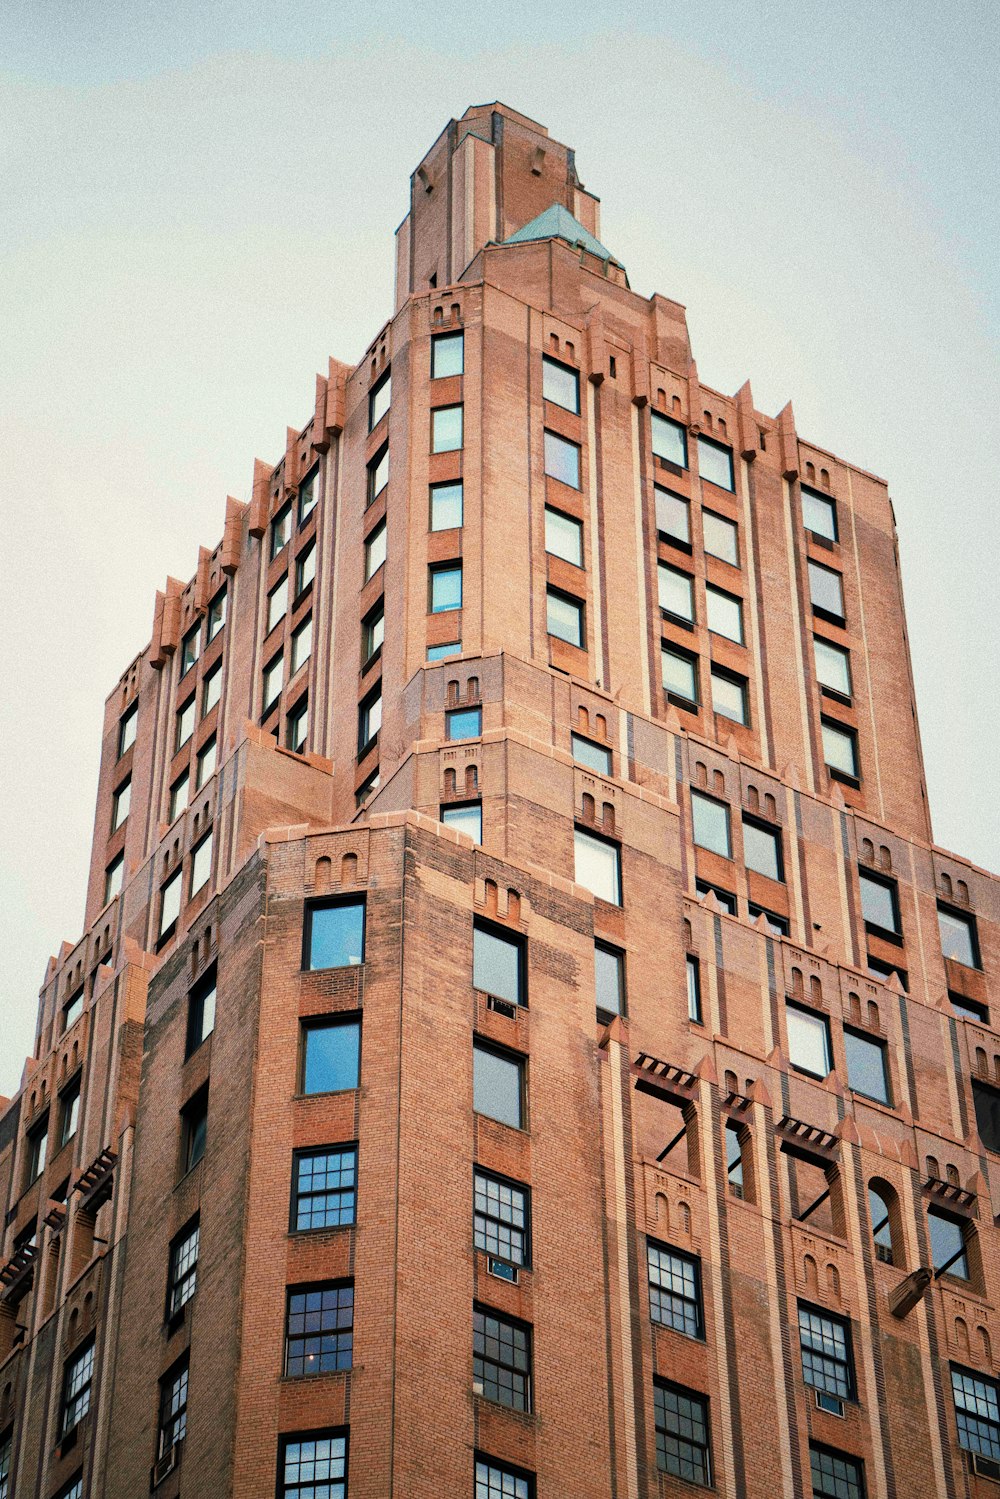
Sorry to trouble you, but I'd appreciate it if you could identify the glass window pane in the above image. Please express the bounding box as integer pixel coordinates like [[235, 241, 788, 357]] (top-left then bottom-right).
[[196, 735, 217, 788], [170, 771, 190, 821], [190, 832, 212, 895], [431, 404, 463, 453], [368, 444, 389, 502], [543, 356, 580, 412], [446, 706, 481, 739], [662, 647, 698, 703], [111, 777, 131, 831], [574, 828, 621, 905], [703, 510, 738, 564], [202, 663, 222, 716], [271, 504, 291, 559], [105, 854, 124, 902], [802, 487, 838, 541], [307, 900, 365, 969], [292, 616, 313, 674], [263, 655, 284, 711], [844, 1029, 890, 1103], [814, 636, 852, 696], [655, 486, 689, 543], [207, 589, 227, 640], [474, 925, 523, 1005], [545, 507, 583, 565], [160, 870, 182, 937], [442, 802, 482, 842], [697, 435, 734, 491], [595, 943, 624, 1015], [743, 820, 781, 880], [298, 467, 318, 523], [365, 520, 386, 581], [859, 872, 899, 933], [268, 575, 288, 633], [938, 907, 978, 967], [427, 641, 461, 661], [432, 331, 464, 378], [546, 590, 584, 646], [711, 668, 747, 724], [118, 702, 138, 756], [659, 564, 694, 621], [473, 1045, 523, 1128], [973, 1082, 1000, 1153], [706, 585, 743, 642], [692, 793, 731, 858], [651, 412, 688, 468], [303, 1019, 361, 1094], [928, 1208, 968, 1277], [430, 481, 463, 531], [786, 1004, 831, 1076], [809, 562, 845, 618], [296, 543, 316, 595], [822, 720, 858, 778], [686, 957, 702, 1022], [286, 698, 308, 753], [571, 734, 612, 774], [430, 565, 463, 613], [369, 370, 390, 429], [176, 698, 195, 749], [544, 429, 581, 488]]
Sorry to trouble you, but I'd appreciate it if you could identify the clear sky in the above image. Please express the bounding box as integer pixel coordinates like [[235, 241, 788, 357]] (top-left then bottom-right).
[[1, 1, 997, 1096]]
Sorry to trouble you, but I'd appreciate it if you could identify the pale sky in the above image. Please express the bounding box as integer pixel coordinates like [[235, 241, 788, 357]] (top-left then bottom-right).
[[2, 1, 997, 1096]]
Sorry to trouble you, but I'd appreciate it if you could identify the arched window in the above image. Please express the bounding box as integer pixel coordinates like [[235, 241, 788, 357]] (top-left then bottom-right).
[[868, 1182, 896, 1265]]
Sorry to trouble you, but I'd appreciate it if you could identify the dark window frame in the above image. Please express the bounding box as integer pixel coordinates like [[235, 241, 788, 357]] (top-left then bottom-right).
[[472, 918, 527, 1008], [647, 1239, 704, 1339], [302, 896, 367, 973], [290, 1143, 358, 1234], [368, 368, 391, 431], [843, 1026, 892, 1106], [166, 1214, 200, 1320], [938, 902, 982, 970], [299, 1013, 363, 1097], [798, 1300, 857, 1401], [472, 1303, 533, 1412], [284, 1279, 354, 1377], [595, 940, 626, 1019], [662, 641, 700, 711], [185, 965, 217, 1059], [742, 815, 784, 882], [473, 1167, 531, 1269], [431, 329, 464, 379], [429, 560, 463, 615], [785, 1000, 833, 1079], [472, 1039, 526, 1131], [653, 1378, 711, 1486], [858, 868, 902, 942], [277, 1429, 349, 1499], [545, 585, 586, 647], [366, 442, 389, 507], [542, 353, 581, 414]]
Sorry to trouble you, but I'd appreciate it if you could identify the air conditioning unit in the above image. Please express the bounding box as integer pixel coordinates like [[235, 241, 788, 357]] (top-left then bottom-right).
[[815, 1390, 844, 1417], [151, 1444, 179, 1489], [486, 994, 516, 1019], [970, 1451, 1000, 1482]]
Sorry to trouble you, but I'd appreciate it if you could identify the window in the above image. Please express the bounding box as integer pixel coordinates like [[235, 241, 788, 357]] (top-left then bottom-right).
[[544, 506, 583, 565], [706, 584, 743, 643], [786, 1002, 832, 1077], [474, 1169, 529, 1267], [696, 879, 737, 914], [447, 706, 481, 740], [364, 518, 386, 581], [651, 412, 688, 468], [302, 1017, 361, 1095], [595, 942, 625, 1017], [278, 1433, 348, 1499], [432, 404, 463, 453], [653, 1381, 710, 1486], [190, 831, 212, 896], [809, 561, 845, 622], [206, 588, 227, 642], [182, 1087, 208, 1172], [571, 733, 611, 774], [104, 853, 124, 904], [475, 1457, 532, 1499], [574, 827, 622, 905], [111, 777, 131, 832], [951, 1366, 1000, 1462], [802, 486, 838, 542], [743, 818, 783, 881], [868, 1184, 895, 1263], [167, 1218, 199, 1315], [367, 442, 389, 504], [647, 1242, 702, 1337], [810, 1445, 865, 1499], [711, 666, 748, 724], [157, 1359, 188, 1457], [655, 486, 690, 545], [369, 368, 390, 429], [866, 955, 909, 991], [180, 624, 200, 676], [169, 770, 190, 821], [60, 1337, 95, 1434], [176, 697, 195, 750], [287, 697, 309, 754], [196, 734, 217, 789], [798, 1303, 854, 1400], [159, 868, 182, 940], [814, 636, 852, 699], [973, 1080, 1000, 1154], [822, 719, 859, 781], [473, 1307, 531, 1410], [292, 1145, 357, 1231], [691, 792, 731, 858], [473, 1042, 524, 1129], [298, 466, 318, 524], [285, 1283, 354, 1375], [432, 330, 464, 378], [726, 1122, 745, 1196], [428, 640, 461, 660], [859, 870, 900, 938], [186, 968, 216, 1056], [658, 563, 694, 623], [271, 503, 292, 559], [703, 509, 738, 564], [928, 1206, 969, 1278], [60, 1077, 80, 1146], [543, 429, 581, 489], [542, 355, 580, 413], [62, 989, 84, 1032], [201, 661, 222, 717], [267, 575, 288, 634], [749, 904, 790, 936], [938, 904, 980, 968], [662, 644, 699, 706], [473, 922, 525, 1007], [430, 480, 463, 531], [292, 615, 313, 675], [0, 1432, 9, 1499], [117, 702, 138, 758], [304, 897, 365, 971], [442, 801, 482, 842], [358, 686, 382, 753], [697, 435, 734, 491], [686, 956, 702, 1022], [262, 655, 284, 715], [951, 994, 989, 1024], [430, 563, 463, 613], [546, 588, 584, 647], [295, 542, 316, 596], [27, 1121, 47, 1181]]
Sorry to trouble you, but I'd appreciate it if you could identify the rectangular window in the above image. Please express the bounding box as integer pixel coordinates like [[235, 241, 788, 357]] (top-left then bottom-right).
[[295, 542, 316, 597], [691, 792, 731, 858], [697, 435, 734, 491], [262, 655, 284, 715], [361, 604, 383, 668], [104, 853, 124, 904], [473, 1307, 531, 1411], [973, 1080, 1000, 1154], [180, 624, 200, 676], [743, 818, 783, 881], [117, 701, 138, 758], [170, 770, 190, 822], [271, 503, 291, 559], [278, 1433, 348, 1499], [287, 697, 308, 754], [367, 443, 389, 505], [206, 588, 227, 641], [546, 588, 584, 646], [474, 1169, 530, 1267], [304, 897, 365, 971], [427, 640, 461, 661], [167, 1218, 200, 1316], [298, 466, 318, 524], [952, 1365, 1000, 1461], [431, 404, 463, 453], [703, 509, 739, 565], [542, 355, 580, 413], [432, 330, 464, 378], [786, 1002, 832, 1077], [726, 1122, 745, 1195], [859, 870, 900, 938], [867, 955, 908, 991], [814, 636, 852, 699], [181, 1087, 208, 1172], [749, 904, 790, 936], [938, 904, 980, 968], [706, 584, 744, 643], [574, 827, 622, 905], [798, 1303, 854, 1399], [658, 563, 695, 623], [647, 1242, 702, 1337], [62, 989, 84, 1033], [0, 1432, 10, 1499], [369, 368, 390, 429], [196, 735, 217, 789], [285, 1282, 354, 1375], [302, 1016, 361, 1095], [810, 1445, 865, 1499], [61, 1338, 95, 1434], [473, 921, 525, 1007], [473, 1042, 524, 1129], [60, 1077, 81, 1146], [475, 1457, 533, 1499], [662, 644, 699, 706], [651, 412, 688, 468], [358, 686, 382, 753], [430, 480, 463, 531], [655, 486, 690, 545], [364, 518, 386, 581], [186, 968, 216, 1057], [111, 777, 131, 832], [697, 879, 737, 915], [190, 831, 212, 896], [201, 661, 222, 717], [159, 868, 183, 939], [442, 801, 482, 843], [292, 1145, 357, 1231], [291, 615, 313, 675], [822, 718, 859, 781], [802, 486, 838, 542], [595, 942, 625, 1017], [176, 697, 195, 751], [809, 560, 845, 622], [952, 994, 989, 1025], [844, 1028, 890, 1104], [653, 1380, 710, 1486], [711, 666, 748, 724], [928, 1207, 969, 1278], [27, 1121, 47, 1181], [544, 506, 583, 565], [446, 706, 481, 740], [686, 956, 702, 1023], [571, 733, 611, 774], [543, 429, 581, 489], [430, 563, 463, 613], [268, 575, 289, 634]]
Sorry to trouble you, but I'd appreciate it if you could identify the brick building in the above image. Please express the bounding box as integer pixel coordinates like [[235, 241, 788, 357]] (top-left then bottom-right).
[[1, 102, 998, 1499]]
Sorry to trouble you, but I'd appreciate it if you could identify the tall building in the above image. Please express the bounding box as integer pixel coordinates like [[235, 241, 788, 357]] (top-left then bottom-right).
[[1, 102, 997, 1499]]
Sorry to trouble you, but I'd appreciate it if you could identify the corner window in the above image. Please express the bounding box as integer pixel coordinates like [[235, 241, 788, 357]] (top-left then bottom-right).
[[655, 486, 690, 545], [185, 968, 216, 1057], [822, 719, 859, 781], [278, 1434, 348, 1499], [432, 330, 464, 379], [111, 777, 131, 832], [786, 1001, 832, 1077], [543, 429, 581, 489], [446, 706, 481, 740], [292, 615, 313, 674], [571, 733, 611, 774], [262, 655, 284, 716], [653, 1381, 710, 1486], [364, 518, 386, 581], [544, 506, 583, 566], [369, 369, 390, 430], [190, 831, 213, 896], [206, 588, 227, 642], [802, 486, 838, 542], [367, 443, 389, 505], [430, 480, 463, 531], [697, 434, 734, 491], [662, 645, 698, 706], [474, 1169, 530, 1267], [651, 412, 688, 469], [267, 575, 288, 634], [60, 1337, 95, 1435], [431, 404, 463, 453], [798, 1303, 854, 1401], [658, 563, 694, 624], [546, 588, 584, 647], [295, 541, 316, 596], [104, 853, 124, 904], [691, 792, 731, 859], [159, 868, 183, 940], [810, 1444, 864, 1499], [938, 904, 980, 969], [928, 1207, 969, 1279], [951, 1366, 1000, 1462], [430, 563, 463, 613], [859, 870, 900, 938], [814, 636, 852, 699], [202, 661, 222, 717], [647, 1242, 702, 1337], [292, 1145, 357, 1231], [358, 686, 381, 754], [176, 697, 196, 751], [298, 466, 318, 524], [304, 897, 366, 970], [117, 701, 138, 758], [809, 560, 845, 622], [196, 734, 217, 789], [301, 1016, 362, 1095], [711, 666, 748, 724], [167, 1218, 200, 1316], [595, 942, 625, 1017], [285, 1282, 354, 1375], [169, 770, 190, 822], [441, 801, 482, 843], [702, 510, 738, 565], [473, 921, 525, 1007], [743, 818, 783, 881], [473, 1042, 524, 1129], [686, 956, 702, 1023], [180, 624, 200, 676], [574, 827, 621, 905], [706, 584, 743, 643], [271, 503, 291, 559]]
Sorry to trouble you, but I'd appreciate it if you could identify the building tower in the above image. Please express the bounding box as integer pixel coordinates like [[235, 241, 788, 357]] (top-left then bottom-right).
[[2, 103, 998, 1499]]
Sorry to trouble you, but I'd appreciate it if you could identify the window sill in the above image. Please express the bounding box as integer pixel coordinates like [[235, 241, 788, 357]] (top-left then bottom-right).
[[295, 1088, 360, 1101], [300, 961, 364, 975], [828, 768, 861, 790], [661, 609, 695, 632]]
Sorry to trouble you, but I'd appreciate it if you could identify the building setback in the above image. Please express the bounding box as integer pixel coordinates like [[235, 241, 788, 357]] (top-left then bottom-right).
[[1, 101, 998, 1499]]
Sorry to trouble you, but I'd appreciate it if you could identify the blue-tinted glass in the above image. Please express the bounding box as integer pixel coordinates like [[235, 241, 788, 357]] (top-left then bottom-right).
[[544, 429, 581, 488], [447, 707, 481, 740], [303, 1020, 361, 1094], [432, 332, 464, 378], [431, 566, 463, 612], [427, 641, 461, 660], [307, 900, 365, 970]]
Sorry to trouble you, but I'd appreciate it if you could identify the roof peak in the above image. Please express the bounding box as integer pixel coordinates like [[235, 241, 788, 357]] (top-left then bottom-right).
[[503, 202, 616, 265]]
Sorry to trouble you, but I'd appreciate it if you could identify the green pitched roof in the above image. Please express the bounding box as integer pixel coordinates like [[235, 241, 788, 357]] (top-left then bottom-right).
[[504, 203, 615, 262]]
